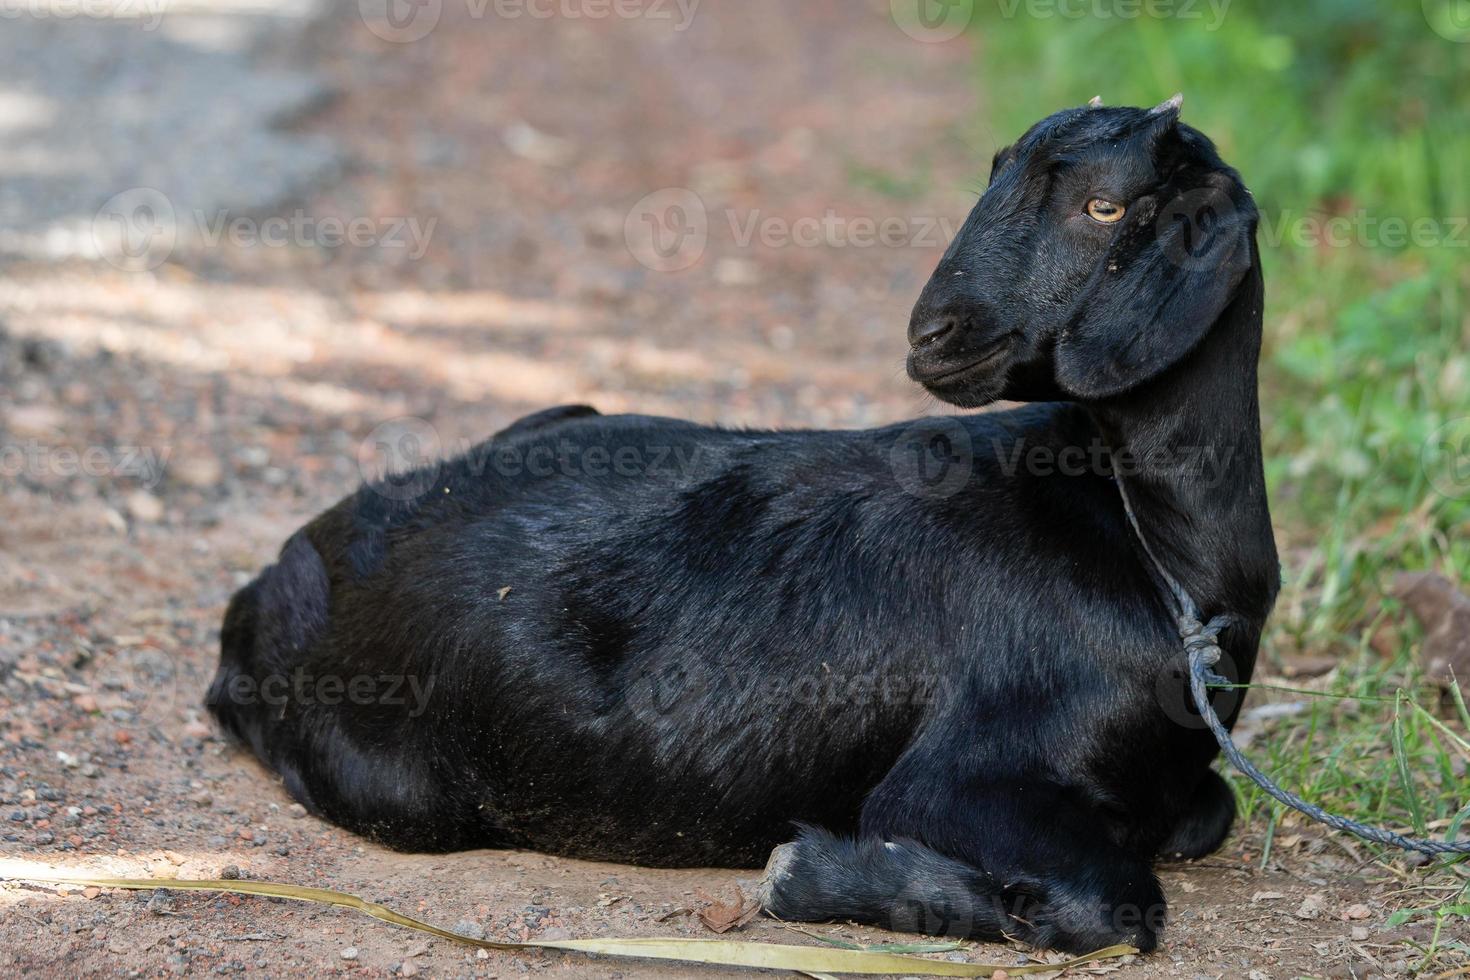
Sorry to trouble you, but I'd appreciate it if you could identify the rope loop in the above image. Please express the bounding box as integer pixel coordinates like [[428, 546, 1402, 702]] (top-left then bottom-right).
[[1114, 476, 1470, 856]]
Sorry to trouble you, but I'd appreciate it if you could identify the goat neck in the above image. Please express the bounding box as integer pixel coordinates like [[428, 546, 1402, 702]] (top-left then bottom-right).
[[1085, 251, 1278, 627]]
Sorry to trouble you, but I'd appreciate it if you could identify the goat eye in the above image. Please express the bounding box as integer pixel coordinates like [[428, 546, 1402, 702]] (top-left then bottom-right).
[[1085, 199, 1126, 224]]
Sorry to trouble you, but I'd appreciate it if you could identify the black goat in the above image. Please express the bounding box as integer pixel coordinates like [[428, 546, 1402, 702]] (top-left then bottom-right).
[[208, 97, 1278, 954]]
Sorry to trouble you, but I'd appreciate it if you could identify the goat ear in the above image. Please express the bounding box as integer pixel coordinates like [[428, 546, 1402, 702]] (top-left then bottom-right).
[[1055, 178, 1256, 400], [988, 144, 1017, 186]]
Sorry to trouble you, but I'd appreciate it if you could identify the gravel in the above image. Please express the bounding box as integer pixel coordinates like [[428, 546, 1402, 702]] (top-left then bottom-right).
[[0, 3, 340, 263]]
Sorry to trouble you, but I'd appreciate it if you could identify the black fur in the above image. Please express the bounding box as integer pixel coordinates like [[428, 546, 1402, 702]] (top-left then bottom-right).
[[208, 100, 1279, 954]]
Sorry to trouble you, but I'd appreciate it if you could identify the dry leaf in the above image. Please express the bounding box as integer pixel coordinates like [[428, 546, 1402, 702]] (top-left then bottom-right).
[[696, 886, 760, 934], [1393, 572, 1470, 686], [1279, 656, 1337, 679]]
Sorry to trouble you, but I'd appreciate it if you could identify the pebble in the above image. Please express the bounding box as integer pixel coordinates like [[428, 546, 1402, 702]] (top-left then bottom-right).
[[172, 455, 224, 489], [35, 830, 55, 845], [147, 890, 174, 915], [287, 803, 307, 818], [1295, 893, 1325, 919], [453, 919, 486, 941], [340, 947, 359, 961], [220, 865, 242, 880], [125, 490, 165, 524]]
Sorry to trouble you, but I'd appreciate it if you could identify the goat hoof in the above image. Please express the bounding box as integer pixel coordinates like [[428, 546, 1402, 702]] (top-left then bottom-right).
[[754, 841, 799, 911]]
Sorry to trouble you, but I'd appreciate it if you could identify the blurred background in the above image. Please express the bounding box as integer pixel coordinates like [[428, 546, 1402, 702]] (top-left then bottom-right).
[[0, 0, 1467, 975]]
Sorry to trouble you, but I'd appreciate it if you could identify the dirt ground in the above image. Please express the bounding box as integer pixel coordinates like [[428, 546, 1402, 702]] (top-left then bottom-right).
[[0, 3, 1456, 977]]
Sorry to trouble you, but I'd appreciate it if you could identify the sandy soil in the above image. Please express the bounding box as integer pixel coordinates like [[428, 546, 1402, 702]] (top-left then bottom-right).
[[0, 2, 1455, 976]]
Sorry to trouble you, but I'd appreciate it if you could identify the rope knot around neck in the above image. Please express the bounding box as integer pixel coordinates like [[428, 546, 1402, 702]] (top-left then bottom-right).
[[1113, 477, 1470, 857]]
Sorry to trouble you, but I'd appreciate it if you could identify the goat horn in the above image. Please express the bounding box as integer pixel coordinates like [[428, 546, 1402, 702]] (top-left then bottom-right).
[[1150, 93, 1184, 115], [1087, 95, 1104, 108]]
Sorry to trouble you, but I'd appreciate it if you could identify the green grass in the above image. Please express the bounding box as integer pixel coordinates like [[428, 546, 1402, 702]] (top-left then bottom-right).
[[962, 0, 1470, 963]]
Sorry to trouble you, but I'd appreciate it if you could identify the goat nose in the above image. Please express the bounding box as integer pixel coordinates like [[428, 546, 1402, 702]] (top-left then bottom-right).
[[909, 315, 956, 348]]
